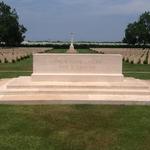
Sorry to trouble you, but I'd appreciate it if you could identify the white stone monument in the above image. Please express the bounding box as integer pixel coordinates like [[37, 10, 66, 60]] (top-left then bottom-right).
[[67, 32, 77, 53], [31, 54, 123, 82]]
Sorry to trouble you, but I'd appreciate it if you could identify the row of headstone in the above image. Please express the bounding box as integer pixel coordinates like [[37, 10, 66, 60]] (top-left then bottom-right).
[[0, 47, 50, 63], [123, 49, 147, 64], [90, 48, 150, 64]]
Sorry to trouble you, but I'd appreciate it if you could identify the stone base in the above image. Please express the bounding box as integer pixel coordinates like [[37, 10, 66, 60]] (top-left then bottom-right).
[[31, 73, 124, 82], [67, 48, 77, 54], [67, 43, 77, 53], [0, 76, 150, 104]]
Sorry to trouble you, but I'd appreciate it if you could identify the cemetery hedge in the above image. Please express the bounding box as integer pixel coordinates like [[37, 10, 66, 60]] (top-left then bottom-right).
[[0, 105, 150, 150], [20, 44, 150, 49], [1, 44, 150, 49]]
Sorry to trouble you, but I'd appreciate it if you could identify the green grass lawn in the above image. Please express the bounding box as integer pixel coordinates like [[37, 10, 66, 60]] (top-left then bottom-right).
[[46, 48, 98, 53], [0, 56, 32, 71], [0, 105, 150, 150], [77, 49, 99, 53], [123, 62, 150, 72], [45, 49, 67, 53], [0, 49, 150, 79], [0, 56, 33, 78], [123, 62, 150, 80]]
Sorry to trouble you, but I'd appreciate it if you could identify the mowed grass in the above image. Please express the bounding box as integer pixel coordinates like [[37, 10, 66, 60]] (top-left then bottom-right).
[[124, 73, 150, 80], [0, 56, 33, 78], [123, 62, 150, 80], [77, 49, 99, 53], [123, 62, 150, 72], [0, 49, 150, 79], [0, 56, 32, 71], [0, 105, 150, 150], [45, 49, 67, 53]]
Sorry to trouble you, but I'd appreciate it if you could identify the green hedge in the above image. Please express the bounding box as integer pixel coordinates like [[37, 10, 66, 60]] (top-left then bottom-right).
[[1, 44, 150, 49]]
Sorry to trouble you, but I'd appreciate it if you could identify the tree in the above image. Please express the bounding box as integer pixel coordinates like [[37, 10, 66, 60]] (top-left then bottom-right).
[[123, 12, 150, 45], [0, 1, 27, 46]]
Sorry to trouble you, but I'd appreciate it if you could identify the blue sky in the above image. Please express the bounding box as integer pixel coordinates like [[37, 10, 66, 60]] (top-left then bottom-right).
[[3, 0, 150, 41]]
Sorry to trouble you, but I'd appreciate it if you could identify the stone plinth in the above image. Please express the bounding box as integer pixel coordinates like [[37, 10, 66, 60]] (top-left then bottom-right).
[[67, 43, 77, 53], [31, 54, 123, 82]]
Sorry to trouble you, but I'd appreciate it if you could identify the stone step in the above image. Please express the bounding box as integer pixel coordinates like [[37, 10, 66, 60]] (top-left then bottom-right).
[[0, 88, 150, 95], [0, 94, 150, 104], [7, 77, 149, 90], [7, 84, 149, 90], [1, 77, 150, 103]]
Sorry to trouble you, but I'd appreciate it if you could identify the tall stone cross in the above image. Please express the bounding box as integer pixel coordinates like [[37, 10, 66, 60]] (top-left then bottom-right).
[[67, 32, 77, 54], [70, 32, 75, 44]]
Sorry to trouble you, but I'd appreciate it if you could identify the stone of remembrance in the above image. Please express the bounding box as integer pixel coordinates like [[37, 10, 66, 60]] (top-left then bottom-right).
[[0, 53, 150, 104]]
